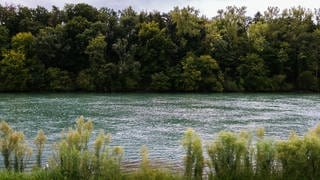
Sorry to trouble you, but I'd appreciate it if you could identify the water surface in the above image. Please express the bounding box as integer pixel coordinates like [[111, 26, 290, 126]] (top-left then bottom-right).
[[0, 93, 319, 166]]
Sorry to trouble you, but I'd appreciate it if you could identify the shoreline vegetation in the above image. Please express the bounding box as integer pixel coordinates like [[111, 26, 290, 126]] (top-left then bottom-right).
[[0, 116, 320, 179], [0, 4, 319, 93]]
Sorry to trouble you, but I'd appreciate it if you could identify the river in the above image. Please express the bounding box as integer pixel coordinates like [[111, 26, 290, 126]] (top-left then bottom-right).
[[0, 93, 319, 167]]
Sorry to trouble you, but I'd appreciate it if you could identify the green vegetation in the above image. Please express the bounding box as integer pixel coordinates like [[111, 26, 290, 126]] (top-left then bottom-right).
[[182, 128, 204, 180], [0, 4, 319, 92], [0, 116, 320, 179]]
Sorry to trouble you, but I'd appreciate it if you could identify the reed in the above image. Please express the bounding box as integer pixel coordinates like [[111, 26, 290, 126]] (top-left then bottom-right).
[[1, 117, 320, 180], [0, 121, 32, 171], [206, 130, 253, 179], [34, 130, 46, 168], [47, 116, 124, 179], [255, 128, 276, 179], [182, 128, 204, 180]]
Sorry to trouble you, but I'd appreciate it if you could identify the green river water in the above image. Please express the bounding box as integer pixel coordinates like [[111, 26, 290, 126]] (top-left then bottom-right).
[[0, 93, 319, 166]]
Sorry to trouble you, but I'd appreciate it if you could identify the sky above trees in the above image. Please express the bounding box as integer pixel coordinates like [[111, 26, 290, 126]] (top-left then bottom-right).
[[0, 0, 316, 17]]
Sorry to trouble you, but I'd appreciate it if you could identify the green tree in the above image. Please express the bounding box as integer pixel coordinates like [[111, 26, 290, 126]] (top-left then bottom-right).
[[137, 21, 176, 86], [248, 22, 268, 52], [207, 6, 249, 82], [151, 72, 171, 91], [0, 50, 31, 91], [46, 67, 73, 91], [0, 26, 9, 49], [64, 3, 98, 22], [112, 38, 130, 66], [35, 26, 67, 69], [76, 69, 95, 91], [170, 6, 201, 37], [182, 53, 224, 92], [117, 61, 141, 91], [11, 32, 46, 90], [11, 32, 35, 56], [94, 63, 118, 92], [63, 16, 91, 72], [237, 53, 270, 91], [85, 34, 107, 67], [0, 3, 319, 92], [297, 71, 318, 91]]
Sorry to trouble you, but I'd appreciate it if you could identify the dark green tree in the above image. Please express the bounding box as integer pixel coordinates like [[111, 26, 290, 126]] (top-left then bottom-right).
[[181, 53, 224, 92], [237, 53, 270, 91], [0, 50, 30, 91]]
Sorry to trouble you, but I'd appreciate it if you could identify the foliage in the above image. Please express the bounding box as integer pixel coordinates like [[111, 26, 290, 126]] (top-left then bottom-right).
[[0, 121, 32, 172], [151, 72, 171, 91], [0, 50, 31, 91], [47, 116, 124, 179], [1, 117, 320, 179], [34, 130, 46, 168], [297, 71, 318, 91], [46, 67, 74, 91], [181, 54, 224, 92], [237, 53, 270, 91], [11, 32, 35, 54], [170, 6, 201, 37], [182, 128, 204, 180], [207, 131, 253, 179], [0, 4, 319, 92], [85, 34, 107, 67]]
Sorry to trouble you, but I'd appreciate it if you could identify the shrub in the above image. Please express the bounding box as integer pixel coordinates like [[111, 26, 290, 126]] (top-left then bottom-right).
[[255, 128, 276, 178], [207, 131, 253, 179], [34, 130, 46, 168], [182, 128, 204, 180], [2, 117, 320, 180], [0, 121, 32, 171], [49, 116, 123, 179]]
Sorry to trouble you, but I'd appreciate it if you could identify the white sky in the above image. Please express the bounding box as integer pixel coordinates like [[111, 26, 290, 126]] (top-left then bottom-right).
[[0, 0, 317, 17]]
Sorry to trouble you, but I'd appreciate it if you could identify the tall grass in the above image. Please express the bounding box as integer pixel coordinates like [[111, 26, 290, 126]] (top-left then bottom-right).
[[0, 117, 320, 179], [205, 125, 320, 180], [0, 121, 32, 172], [47, 116, 125, 179], [206, 131, 253, 179], [255, 128, 277, 179], [34, 130, 46, 168], [182, 128, 204, 180]]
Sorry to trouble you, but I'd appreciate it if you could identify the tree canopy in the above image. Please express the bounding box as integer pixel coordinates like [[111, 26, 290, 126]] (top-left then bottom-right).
[[0, 4, 319, 92]]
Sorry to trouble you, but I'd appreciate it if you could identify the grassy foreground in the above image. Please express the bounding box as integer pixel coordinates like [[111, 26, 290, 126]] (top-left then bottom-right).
[[0, 116, 320, 180]]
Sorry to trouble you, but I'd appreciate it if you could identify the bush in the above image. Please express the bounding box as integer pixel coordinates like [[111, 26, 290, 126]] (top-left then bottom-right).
[[48, 116, 124, 179], [255, 128, 276, 178], [182, 128, 204, 180], [0, 121, 32, 172], [1, 117, 320, 179], [207, 131, 253, 179]]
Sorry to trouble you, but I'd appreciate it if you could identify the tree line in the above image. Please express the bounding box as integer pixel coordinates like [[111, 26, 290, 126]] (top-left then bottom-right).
[[0, 3, 319, 92]]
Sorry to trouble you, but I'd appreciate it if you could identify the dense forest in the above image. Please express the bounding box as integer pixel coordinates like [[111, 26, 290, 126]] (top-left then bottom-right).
[[0, 3, 319, 92]]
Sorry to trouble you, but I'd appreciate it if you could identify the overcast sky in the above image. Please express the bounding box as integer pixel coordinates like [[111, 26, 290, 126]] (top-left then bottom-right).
[[0, 0, 317, 17]]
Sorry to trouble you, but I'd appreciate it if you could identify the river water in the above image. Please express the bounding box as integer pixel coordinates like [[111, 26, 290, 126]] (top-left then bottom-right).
[[0, 93, 319, 166]]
